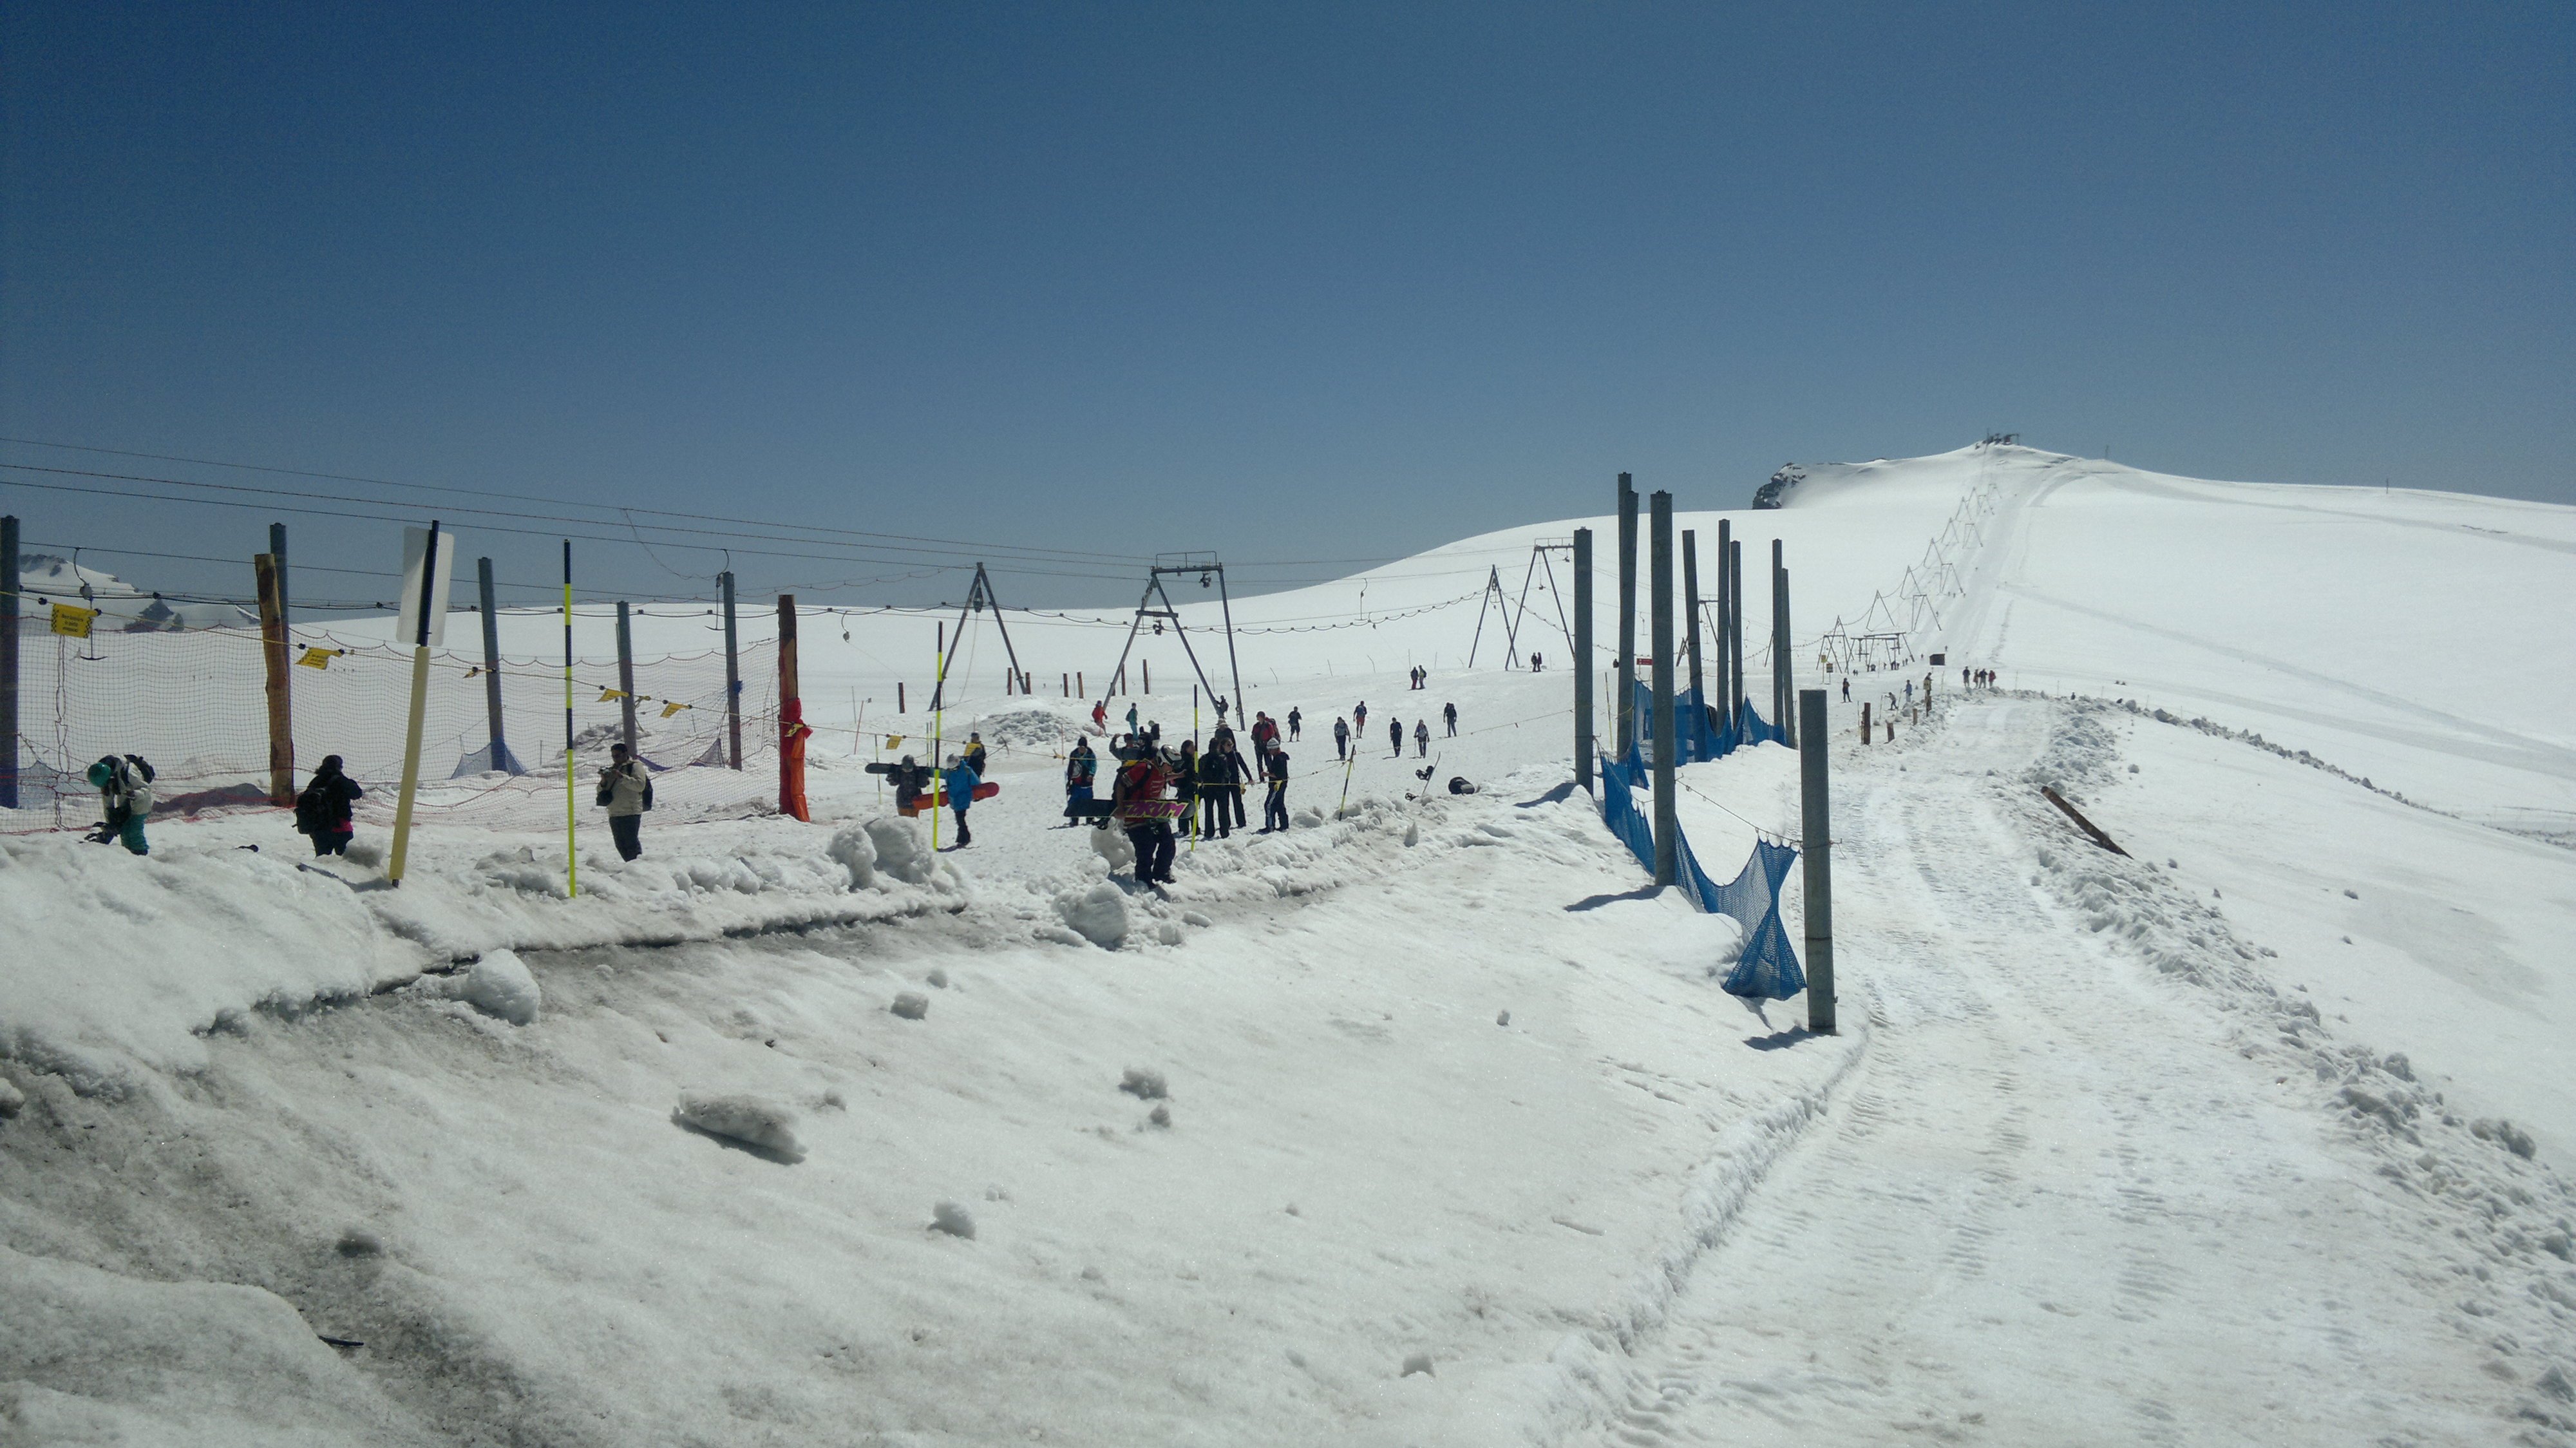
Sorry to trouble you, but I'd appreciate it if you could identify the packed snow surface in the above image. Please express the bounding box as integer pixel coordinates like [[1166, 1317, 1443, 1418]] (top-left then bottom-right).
[[5, 442, 2574, 1444]]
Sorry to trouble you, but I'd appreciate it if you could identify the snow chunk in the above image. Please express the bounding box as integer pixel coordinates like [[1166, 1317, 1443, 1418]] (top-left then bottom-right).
[[930, 1201, 976, 1239], [890, 992, 929, 1021], [0, 1074, 23, 1117], [864, 816, 935, 884], [1090, 823, 1135, 874], [1119, 1067, 1168, 1100], [459, 950, 541, 1025], [826, 825, 878, 890], [672, 1092, 807, 1163], [1402, 1352, 1434, 1377], [1054, 882, 1130, 948]]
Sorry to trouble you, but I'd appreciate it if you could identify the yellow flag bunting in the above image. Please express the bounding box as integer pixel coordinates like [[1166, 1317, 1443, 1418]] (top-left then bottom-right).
[[659, 701, 690, 718], [598, 689, 627, 703], [296, 647, 343, 669], [49, 602, 97, 638]]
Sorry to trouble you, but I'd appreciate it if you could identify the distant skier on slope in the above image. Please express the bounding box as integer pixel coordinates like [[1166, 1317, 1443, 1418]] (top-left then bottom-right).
[[1388, 718, 1403, 757], [1287, 707, 1302, 741], [1332, 716, 1349, 760], [1442, 701, 1457, 737], [1415, 719, 1430, 757]]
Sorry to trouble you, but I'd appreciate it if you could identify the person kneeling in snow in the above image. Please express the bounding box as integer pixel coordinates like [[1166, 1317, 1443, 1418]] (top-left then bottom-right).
[[84, 754, 154, 855], [294, 754, 364, 856], [943, 752, 980, 848], [596, 742, 651, 861]]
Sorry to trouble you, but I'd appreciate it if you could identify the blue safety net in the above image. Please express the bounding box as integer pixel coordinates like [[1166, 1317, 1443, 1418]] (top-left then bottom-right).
[[1596, 745, 1805, 1000], [1629, 681, 1785, 763], [450, 738, 529, 778]]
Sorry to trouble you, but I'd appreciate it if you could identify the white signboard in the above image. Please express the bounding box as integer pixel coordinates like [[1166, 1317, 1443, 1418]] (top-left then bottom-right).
[[395, 526, 459, 648]]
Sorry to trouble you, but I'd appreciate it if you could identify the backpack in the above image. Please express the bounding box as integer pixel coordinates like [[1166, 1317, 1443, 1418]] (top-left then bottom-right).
[[118, 756, 155, 814], [294, 786, 323, 833]]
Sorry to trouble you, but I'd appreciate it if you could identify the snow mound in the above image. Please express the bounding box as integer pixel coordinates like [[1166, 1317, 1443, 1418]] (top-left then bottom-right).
[[970, 707, 1085, 750], [670, 1092, 806, 1163], [0, 1242, 422, 1442], [0, 1073, 24, 1116], [864, 816, 934, 884], [890, 992, 929, 1020], [929, 1201, 976, 1239], [1053, 882, 1130, 948], [825, 824, 878, 889], [1119, 1067, 1168, 1100], [456, 951, 541, 1025], [1089, 824, 1135, 873]]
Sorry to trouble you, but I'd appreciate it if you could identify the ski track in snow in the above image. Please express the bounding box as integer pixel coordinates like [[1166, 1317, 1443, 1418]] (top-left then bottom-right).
[[1575, 698, 2576, 1448]]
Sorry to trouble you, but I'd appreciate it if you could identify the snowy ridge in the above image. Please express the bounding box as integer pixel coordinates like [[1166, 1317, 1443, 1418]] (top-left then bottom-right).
[[2016, 700, 2576, 1432]]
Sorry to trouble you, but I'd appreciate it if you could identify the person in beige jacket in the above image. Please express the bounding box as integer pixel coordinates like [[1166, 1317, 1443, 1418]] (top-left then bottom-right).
[[598, 741, 651, 860]]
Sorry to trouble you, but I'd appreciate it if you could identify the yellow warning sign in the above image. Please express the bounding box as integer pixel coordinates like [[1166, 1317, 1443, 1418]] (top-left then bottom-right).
[[49, 602, 96, 638]]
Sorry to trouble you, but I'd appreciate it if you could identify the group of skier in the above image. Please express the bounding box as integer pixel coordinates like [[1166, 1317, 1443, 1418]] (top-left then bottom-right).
[[1063, 707, 1296, 886], [1962, 665, 1997, 689], [1320, 698, 1457, 761]]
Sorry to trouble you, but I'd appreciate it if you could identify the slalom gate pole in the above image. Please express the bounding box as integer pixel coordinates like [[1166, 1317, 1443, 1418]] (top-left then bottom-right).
[[1573, 527, 1593, 792], [564, 540, 576, 897], [721, 569, 741, 770], [1649, 492, 1678, 888], [478, 557, 507, 772], [0, 514, 16, 810], [1615, 473, 1638, 754], [943, 621, 953, 845], [254, 551, 294, 806], [1799, 687, 1835, 1034], [616, 600, 638, 757]]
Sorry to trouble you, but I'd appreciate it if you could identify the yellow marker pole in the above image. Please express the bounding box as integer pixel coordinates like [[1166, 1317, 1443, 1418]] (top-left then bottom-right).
[[563, 540, 577, 898]]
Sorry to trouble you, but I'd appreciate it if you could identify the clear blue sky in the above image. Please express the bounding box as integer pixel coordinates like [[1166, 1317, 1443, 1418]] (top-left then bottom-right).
[[3, 2, 2568, 609]]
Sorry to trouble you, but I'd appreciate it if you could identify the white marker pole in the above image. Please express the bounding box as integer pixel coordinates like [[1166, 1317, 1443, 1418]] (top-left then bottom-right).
[[388, 521, 454, 885]]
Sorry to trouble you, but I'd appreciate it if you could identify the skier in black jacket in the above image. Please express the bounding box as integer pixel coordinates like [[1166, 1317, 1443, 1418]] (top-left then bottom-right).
[[1387, 718, 1403, 757], [295, 754, 365, 857], [1259, 741, 1291, 832], [1198, 735, 1248, 838]]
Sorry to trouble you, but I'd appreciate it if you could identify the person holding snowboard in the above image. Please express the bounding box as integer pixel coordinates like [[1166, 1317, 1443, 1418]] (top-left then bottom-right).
[[294, 754, 364, 857], [1260, 739, 1291, 833], [1110, 745, 1177, 884], [1062, 738, 1097, 826], [943, 752, 980, 847], [597, 741, 651, 861]]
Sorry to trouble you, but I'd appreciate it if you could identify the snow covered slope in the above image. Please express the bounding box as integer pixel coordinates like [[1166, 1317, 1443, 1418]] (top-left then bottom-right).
[[8, 443, 2576, 1444]]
